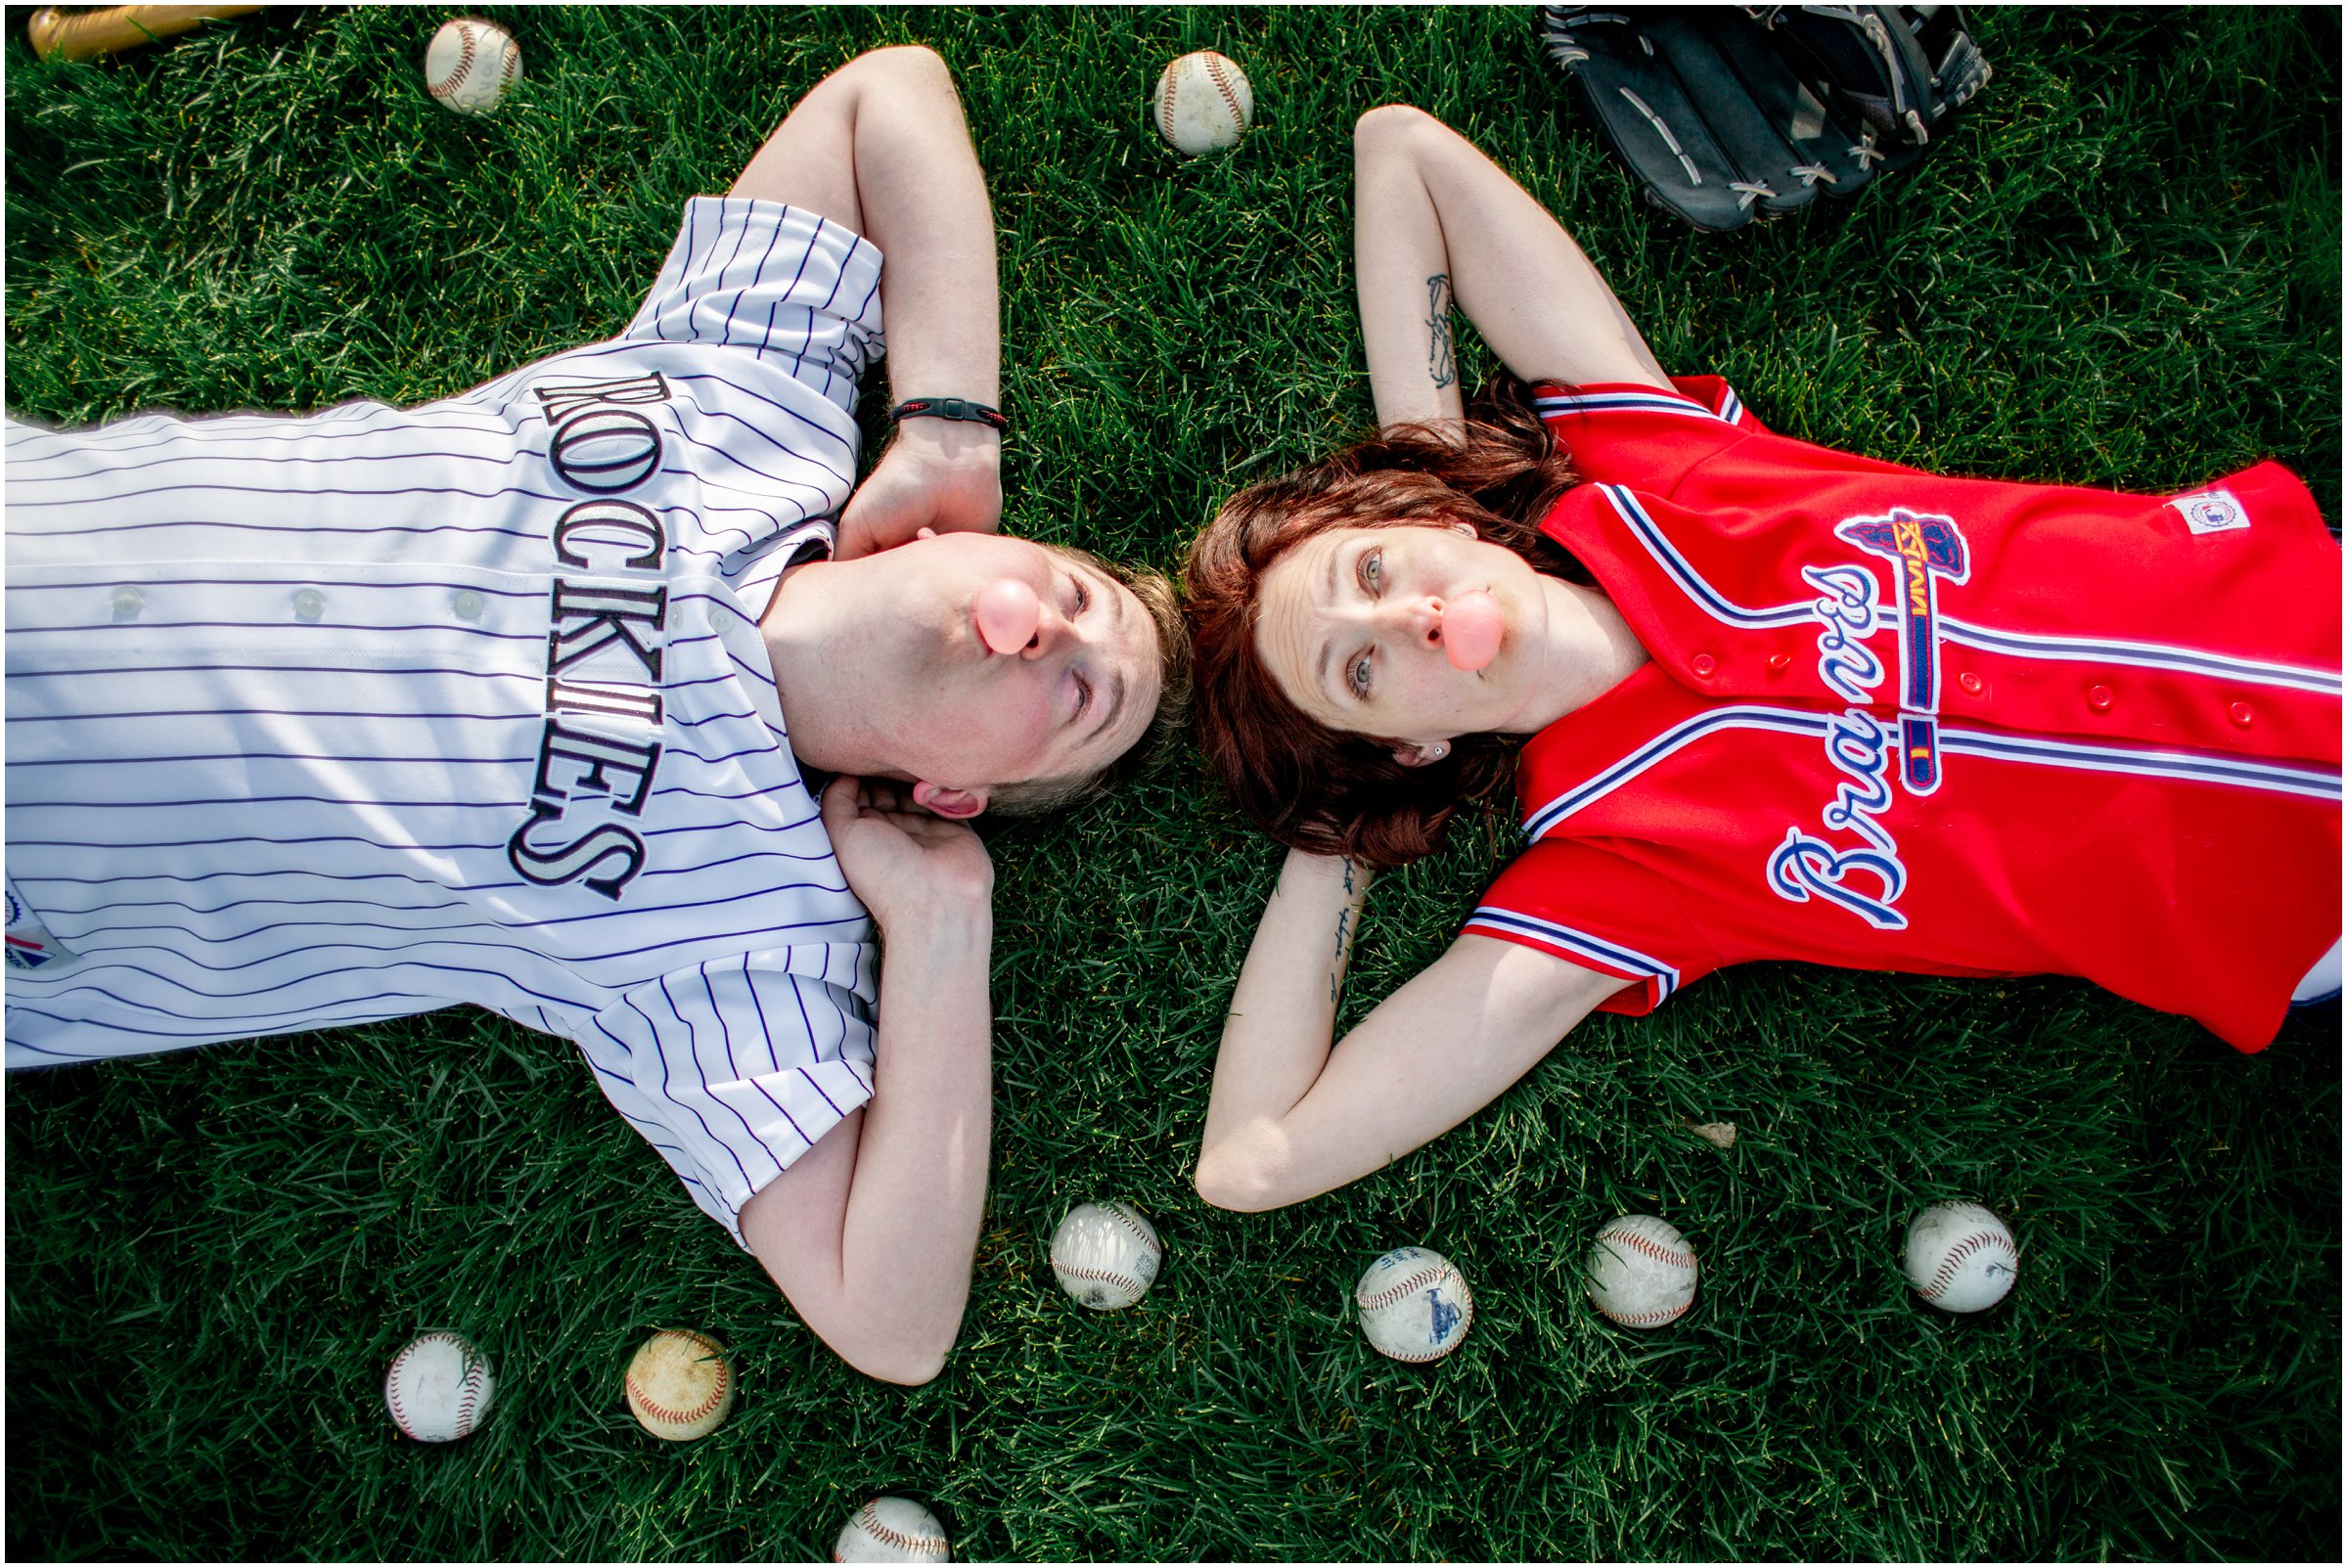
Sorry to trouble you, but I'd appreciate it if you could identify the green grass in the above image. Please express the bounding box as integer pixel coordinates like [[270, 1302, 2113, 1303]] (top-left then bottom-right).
[[6, 4, 2339, 1560]]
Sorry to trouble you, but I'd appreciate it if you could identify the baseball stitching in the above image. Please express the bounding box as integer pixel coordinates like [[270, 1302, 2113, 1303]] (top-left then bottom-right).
[[1601, 1299, 1692, 1327], [1057, 1264, 1147, 1296], [387, 1332, 486, 1440], [1919, 1230, 2017, 1301], [628, 1334, 729, 1426], [385, 1369, 415, 1437], [1357, 1264, 1458, 1315], [1101, 1201, 1156, 1253], [428, 22, 479, 102], [1600, 1224, 1696, 1272], [849, 1501, 946, 1558], [1201, 54, 1244, 125]]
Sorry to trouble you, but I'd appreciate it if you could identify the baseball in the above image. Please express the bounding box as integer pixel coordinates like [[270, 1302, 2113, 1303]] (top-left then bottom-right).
[[1903, 1200, 2019, 1313], [624, 1328, 736, 1441], [1354, 1245, 1474, 1363], [384, 1330, 496, 1443], [1050, 1199, 1163, 1310], [834, 1495, 951, 1563], [1152, 50, 1253, 156], [425, 17, 521, 117], [1587, 1214, 1699, 1327]]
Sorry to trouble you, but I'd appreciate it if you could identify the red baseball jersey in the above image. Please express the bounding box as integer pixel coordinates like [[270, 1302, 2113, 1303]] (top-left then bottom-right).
[[1464, 378, 2342, 1051]]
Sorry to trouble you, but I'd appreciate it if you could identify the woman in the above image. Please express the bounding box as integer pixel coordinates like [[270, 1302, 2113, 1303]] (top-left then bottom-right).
[[1184, 106, 2341, 1213]]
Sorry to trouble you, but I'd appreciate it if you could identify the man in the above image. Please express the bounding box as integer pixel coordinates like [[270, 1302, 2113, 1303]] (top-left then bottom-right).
[[4, 47, 1183, 1385]]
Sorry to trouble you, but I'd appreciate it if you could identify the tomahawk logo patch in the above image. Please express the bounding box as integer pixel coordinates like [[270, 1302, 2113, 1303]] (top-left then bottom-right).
[[1835, 508, 1970, 795]]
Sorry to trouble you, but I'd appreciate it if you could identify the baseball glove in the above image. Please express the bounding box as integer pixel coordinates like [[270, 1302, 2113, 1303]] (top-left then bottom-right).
[[1536, 5, 1990, 233], [1752, 3, 1993, 172]]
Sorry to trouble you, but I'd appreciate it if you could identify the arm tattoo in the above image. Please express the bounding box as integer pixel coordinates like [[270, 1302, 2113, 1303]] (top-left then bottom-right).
[[1330, 907, 1352, 1005], [1425, 274, 1457, 390], [1331, 858, 1363, 1004]]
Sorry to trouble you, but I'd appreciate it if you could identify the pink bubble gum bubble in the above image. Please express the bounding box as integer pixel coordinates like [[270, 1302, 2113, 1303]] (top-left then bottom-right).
[[974, 577, 1042, 654], [1442, 590, 1503, 672]]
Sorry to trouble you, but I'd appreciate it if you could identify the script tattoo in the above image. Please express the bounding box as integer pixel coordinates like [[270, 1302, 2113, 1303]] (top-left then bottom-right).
[[1331, 858, 1363, 1004], [1425, 274, 1456, 390]]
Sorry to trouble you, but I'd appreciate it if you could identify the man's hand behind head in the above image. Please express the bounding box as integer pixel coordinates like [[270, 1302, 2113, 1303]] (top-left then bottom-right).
[[819, 775, 994, 934], [835, 420, 1002, 560]]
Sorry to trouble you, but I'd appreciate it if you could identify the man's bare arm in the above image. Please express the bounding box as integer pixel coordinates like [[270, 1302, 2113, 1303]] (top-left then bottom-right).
[[728, 45, 1002, 558], [738, 778, 994, 1385]]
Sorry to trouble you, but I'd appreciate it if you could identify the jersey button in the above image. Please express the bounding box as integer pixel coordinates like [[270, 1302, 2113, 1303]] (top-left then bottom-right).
[[1691, 652, 1718, 679], [2087, 683, 2115, 712], [1958, 671, 1983, 695], [1766, 651, 1791, 673], [2229, 700, 2254, 728], [110, 587, 143, 620], [453, 590, 484, 621], [293, 589, 326, 623]]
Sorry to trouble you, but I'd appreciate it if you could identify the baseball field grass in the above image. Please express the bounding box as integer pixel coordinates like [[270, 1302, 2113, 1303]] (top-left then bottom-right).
[[5, 4, 2339, 1560]]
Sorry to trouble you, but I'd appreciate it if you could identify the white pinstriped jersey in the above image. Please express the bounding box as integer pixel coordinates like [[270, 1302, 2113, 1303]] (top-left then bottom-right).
[[6, 199, 891, 1243]]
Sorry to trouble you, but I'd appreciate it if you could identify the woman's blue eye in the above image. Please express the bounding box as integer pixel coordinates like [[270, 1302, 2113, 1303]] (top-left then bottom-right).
[[1359, 550, 1383, 593], [1349, 654, 1373, 697]]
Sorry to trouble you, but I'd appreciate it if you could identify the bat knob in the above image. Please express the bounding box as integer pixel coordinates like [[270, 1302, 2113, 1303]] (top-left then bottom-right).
[[27, 8, 67, 62]]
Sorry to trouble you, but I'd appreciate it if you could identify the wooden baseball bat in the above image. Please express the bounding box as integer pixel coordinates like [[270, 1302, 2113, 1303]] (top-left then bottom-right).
[[26, 4, 262, 64]]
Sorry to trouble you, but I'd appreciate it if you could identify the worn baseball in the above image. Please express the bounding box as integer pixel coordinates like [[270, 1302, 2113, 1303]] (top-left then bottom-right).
[[1152, 50, 1252, 155], [1904, 1201, 2019, 1313], [424, 17, 521, 116], [1050, 1199, 1163, 1310], [384, 1330, 496, 1443], [834, 1495, 951, 1562], [1588, 1214, 1699, 1327], [624, 1328, 736, 1441], [1354, 1245, 1474, 1362]]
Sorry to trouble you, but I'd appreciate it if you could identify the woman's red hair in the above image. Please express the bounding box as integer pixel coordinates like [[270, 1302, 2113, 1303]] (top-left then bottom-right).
[[1183, 376, 1585, 868]]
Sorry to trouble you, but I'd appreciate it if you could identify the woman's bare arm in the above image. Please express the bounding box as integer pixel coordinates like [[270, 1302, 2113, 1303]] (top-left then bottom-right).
[[1353, 104, 1671, 433], [1195, 848, 1629, 1211]]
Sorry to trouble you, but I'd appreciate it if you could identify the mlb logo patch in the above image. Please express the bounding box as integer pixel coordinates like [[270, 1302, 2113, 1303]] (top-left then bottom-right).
[[5, 878, 74, 970], [5, 936, 59, 971], [2170, 489, 2250, 535]]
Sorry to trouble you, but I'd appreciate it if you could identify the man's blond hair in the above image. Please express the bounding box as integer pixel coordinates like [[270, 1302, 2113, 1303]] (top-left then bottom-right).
[[987, 547, 1191, 817]]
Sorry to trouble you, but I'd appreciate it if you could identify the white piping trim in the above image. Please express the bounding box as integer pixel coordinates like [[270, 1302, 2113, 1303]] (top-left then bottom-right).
[[1533, 390, 1732, 425], [1463, 906, 1681, 1003], [1596, 490, 2339, 696], [1524, 706, 1832, 837], [1522, 702, 2344, 838], [1936, 728, 2342, 800], [1601, 486, 1844, 627], [1939, 618, 2340, 695]]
